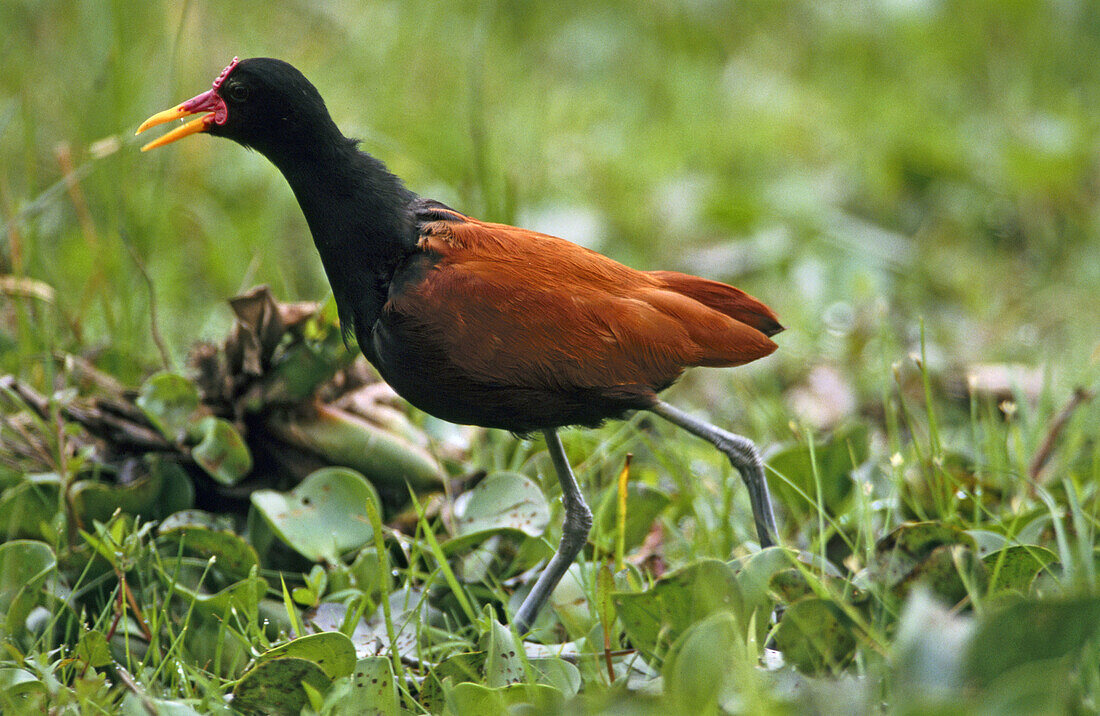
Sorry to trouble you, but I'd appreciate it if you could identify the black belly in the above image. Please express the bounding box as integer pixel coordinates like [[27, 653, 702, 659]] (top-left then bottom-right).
[[361, 317, 657, 434]]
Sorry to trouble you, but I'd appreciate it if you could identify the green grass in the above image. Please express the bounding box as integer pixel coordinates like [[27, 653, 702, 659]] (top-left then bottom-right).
[[2, 1, 1099, 713]]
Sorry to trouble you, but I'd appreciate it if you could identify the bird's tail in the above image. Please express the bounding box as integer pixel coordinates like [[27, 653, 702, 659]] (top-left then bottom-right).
[[648, 270, 784, 337]]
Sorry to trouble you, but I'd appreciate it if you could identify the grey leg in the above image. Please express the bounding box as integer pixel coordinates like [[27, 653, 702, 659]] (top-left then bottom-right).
[[650, 401, 778, 548], [513, 429, 593, 634]]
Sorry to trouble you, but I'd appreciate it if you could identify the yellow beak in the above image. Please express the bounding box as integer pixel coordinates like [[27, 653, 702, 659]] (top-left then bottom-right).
[[135, 88, 226, 151]]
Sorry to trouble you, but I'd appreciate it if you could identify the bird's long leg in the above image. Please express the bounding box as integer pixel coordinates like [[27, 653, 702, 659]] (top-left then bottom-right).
[[513, 429, 593, 634], [649, 401, 778, 548]]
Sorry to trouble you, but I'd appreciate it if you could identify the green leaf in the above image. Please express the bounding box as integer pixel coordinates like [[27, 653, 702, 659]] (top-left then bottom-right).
[[0, 667, 47, 700], [232, 656, 331, 716], [451, 472, 551, 541], [251, 467, 380, 562], [265, 404, 443, 490], [483, 619, 523, 688], [446, 682, 564, 715], [75, 630, 113, 668], [662, 611, 743, 713], [773, 597, 857, 675], [256, 632, 357, 680], [0, 540, 56, 637], [766, 424, 868, 520], [322, 657, 398, 716], [71, 470, 163, 523], [419, 652, 487, 714], [983, 545, 1057, 593], [595, 562, 616, 637], [614, 558, 746, 663], [158, 510, 259, 580], [190, 417, 252, 485], [136, 372, 200, 442], [0, 476, 60, 541], [965, 595, 1100, 687], [529, 657, 581, 699], [874, 522, 986, 602], [169, 572, 267, 619]]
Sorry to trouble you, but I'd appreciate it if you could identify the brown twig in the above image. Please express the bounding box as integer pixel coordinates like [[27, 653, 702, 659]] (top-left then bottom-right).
[[120, 233, 173, 371], [1029, 387, 1095, 483]]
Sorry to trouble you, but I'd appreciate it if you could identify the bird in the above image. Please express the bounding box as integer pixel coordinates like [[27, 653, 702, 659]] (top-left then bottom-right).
[[137, 57, 783, 633]]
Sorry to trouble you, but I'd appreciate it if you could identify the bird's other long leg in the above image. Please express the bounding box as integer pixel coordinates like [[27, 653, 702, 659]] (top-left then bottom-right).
[[649, 400, 778, 548], [513, 429, 593, 634]]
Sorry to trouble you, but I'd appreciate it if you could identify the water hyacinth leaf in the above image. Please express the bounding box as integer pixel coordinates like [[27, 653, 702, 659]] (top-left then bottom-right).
[[592, 481, 670, 554], [190, 417, 253, 485], [322, 656, 398, 716], [420, 652, 487, 714], [265, 404, 443, 491], [135, 372, 200, 442], [0, 667, 47, 704], [767, 424, 869, 519], [0, 475, 60, 541], [445, 472, 551, 552], [446, 682, 565, 715], [773, 597, 857, 675], [157, 512, 259, 581], [965, 595, 1100, 687], [0, 540, 56, 636], [256, 632, 356, 680], [181, 618, 252, 680], [614, 558, 746, 663], [456, 471, 550, 537], [662, 611, 743, 713], [484, 619, 524, 688], [70, 469, 163, 524], [171, 573, 267, 618], [251, 467, 379, 562], [983, 545, 1057, 593], [232, 656, 331, 716], [874, 522, 981, 601], [530, 658, 582, 699]]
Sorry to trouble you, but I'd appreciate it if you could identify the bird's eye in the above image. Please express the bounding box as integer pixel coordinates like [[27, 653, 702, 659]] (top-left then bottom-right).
[[228, 84, 249, 102]]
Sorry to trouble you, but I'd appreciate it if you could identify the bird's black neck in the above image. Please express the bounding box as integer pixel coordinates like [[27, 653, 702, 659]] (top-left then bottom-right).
[[265, 136, 417, 340]]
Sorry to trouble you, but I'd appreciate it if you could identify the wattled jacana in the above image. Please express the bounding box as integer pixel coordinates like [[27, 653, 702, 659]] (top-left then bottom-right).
[[138, 57, 783, 633]]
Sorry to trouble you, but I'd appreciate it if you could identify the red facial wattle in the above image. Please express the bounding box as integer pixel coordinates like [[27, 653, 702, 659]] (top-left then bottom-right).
[[136, 57, 239, 151]]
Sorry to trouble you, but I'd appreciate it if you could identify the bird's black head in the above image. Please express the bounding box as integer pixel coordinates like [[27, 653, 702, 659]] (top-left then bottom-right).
[[137, 57, 342, 159]]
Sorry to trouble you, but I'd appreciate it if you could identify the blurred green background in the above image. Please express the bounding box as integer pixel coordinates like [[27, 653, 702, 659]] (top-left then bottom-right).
[[2, 0, 1098, 405]]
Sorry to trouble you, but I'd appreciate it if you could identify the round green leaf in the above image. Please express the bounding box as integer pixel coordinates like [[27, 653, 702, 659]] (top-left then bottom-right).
[[0, 476, 60, 541], [613, 558, 746, 663], [191, 417, 252, 485], [251, 467, 380, 562], [257, 632, 357, 681], [773, 597, 857, 675], [663, 611, 743, 712], [0, 540, 56, 635], [983, 545, 1057, 593], [453, 472, 551, 540], [322, 657, 398, 716], [136, 372, 200, 442], [767, 424, 868, 520], [158, 511, 259, 580], [232, 656, 331, 716], [965, 595, 1100, 687]]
